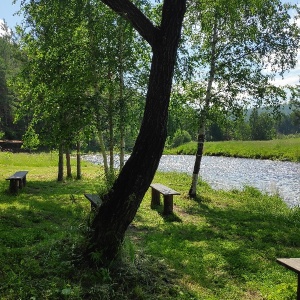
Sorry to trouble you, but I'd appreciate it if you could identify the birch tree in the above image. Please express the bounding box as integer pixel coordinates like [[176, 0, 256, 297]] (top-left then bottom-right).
[[186, 0, 300, 197]]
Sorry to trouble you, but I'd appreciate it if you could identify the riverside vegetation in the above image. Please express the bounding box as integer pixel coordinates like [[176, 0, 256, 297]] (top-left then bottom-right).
[[1, 150, 300, 299], [165, 136, 300, 162]]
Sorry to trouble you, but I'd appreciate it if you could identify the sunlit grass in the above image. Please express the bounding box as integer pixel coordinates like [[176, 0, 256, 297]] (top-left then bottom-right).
[[166, 137, 300, 162], [0, 152, 299, 299]]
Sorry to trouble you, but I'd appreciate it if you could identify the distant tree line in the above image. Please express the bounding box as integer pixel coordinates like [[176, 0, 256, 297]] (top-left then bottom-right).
[[167, 103, 300, 147], [0, 23, 26, 140]]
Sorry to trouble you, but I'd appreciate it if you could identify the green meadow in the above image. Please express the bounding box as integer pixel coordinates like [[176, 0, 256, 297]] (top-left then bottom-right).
[[166, 137, 300, 162], [1, 152, 300, 299]]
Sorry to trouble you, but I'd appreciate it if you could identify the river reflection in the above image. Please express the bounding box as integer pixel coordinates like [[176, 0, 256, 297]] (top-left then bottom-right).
[[83, 154, 300, 207]]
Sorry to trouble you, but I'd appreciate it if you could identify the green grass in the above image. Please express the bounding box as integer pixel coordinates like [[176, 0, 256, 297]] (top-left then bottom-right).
[[165, 137, 300, 162], [1, 152, 300, 299]]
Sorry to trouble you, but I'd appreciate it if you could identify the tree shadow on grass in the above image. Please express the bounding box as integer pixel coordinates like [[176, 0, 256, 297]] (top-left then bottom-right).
[[150, 204, 182, 222], [0, 178, 102, 209]]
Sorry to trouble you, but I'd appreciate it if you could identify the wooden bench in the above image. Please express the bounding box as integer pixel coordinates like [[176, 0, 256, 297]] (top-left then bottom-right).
[[277, 258, 300, 299], [150, 183, 180, 215], [84, 193, 102, 210], [6, 171, 28, 193]]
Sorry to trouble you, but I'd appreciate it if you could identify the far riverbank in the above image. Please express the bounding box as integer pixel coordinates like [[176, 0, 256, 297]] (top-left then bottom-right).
[[164, 137, 300, 162]]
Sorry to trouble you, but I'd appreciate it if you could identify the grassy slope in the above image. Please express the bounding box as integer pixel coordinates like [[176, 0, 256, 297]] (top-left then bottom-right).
[[165, 137, 300, 162], [0, 153, 300, 299]]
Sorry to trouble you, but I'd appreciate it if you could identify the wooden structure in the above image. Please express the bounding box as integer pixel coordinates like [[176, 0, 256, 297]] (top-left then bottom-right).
[[84, 193, 102, 210], [277, 258, 300, 300], [0, 140, 23, 152], [6, 171, 28, 193], [150, 183, 180, 215]]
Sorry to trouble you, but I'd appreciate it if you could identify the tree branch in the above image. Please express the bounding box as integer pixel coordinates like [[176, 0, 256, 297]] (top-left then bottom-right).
[[100, 0, 159, 47]]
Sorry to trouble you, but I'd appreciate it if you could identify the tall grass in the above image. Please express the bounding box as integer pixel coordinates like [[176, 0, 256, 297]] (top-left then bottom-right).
[[0, 152, 300, 299], [166, 137, 300, 162]]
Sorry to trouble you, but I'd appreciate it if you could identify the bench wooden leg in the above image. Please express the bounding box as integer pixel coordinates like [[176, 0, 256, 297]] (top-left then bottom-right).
[[163, 195, 173, 215], [151, 188, 161, 208], [22, 176, 27, 187], [9, 180, 19, 193], [19, 178, 24, 189], [297, 273, 300, 300]]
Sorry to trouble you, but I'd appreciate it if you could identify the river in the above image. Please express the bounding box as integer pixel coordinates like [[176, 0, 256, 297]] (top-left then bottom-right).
[[83, 154, 300, 207]]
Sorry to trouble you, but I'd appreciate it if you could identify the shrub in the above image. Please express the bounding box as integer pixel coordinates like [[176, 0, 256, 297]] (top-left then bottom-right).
[[171, 130, 192, 148]]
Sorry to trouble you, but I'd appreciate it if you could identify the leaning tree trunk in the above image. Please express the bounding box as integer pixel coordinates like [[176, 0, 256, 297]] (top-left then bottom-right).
[[87, 0, 186, 264], [189, 121, 206, 198]]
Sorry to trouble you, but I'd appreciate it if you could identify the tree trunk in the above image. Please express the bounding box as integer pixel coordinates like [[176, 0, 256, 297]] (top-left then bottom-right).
[[108, 89, 114, 175], [87, 0, 186, 264], [118, 18, 125, 170], [66, 146, 72, 178], [58, 143, 64, 182], [189, 14, 218, 198], [189, 122, 205, 198], [76, 141, 81, 180], [97, 129, 110, 181]]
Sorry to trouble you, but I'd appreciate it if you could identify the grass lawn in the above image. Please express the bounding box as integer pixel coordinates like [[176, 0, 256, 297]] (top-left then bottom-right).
[[166, 137, 300, 162], [1, 152, 300, 299]]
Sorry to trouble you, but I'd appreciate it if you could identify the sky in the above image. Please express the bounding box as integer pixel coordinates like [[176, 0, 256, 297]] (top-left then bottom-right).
[[0, 0, 21, 30], [0, 0, 299, 88]]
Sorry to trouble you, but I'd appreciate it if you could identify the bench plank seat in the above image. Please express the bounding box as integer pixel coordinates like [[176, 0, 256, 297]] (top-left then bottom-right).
[[277, 258, 300, 299], [84, 193, 102, 210], [6, 171, 28, 193], [150, 183, 180, 215]]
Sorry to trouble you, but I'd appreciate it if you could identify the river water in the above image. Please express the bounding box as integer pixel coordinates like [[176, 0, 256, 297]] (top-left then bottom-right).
[[83, 154, 300, 207]]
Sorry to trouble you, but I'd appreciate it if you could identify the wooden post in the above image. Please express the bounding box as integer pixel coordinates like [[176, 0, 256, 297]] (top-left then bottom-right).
[[18, 179, 24, 189], [10, 180, 19, 193], [163, 195, 173, 215], [151, 188, 161, 208], [22, 176, 27, 187], [297, 273, 300, 300]]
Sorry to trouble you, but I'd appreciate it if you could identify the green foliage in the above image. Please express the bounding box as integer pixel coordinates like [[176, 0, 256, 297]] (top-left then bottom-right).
[[175, 0, 300, 152], [170, 129, 192, 148], [15, 0, 149, 156], [22, 125, 40, 150], [166, 103, 300, 145], [0, 27, 23, 140], [249, 109, 276, 140]]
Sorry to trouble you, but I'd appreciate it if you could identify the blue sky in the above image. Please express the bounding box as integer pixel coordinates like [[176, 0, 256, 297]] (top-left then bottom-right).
[[1, 0, 21, 29], [1, 0, 299, 87]]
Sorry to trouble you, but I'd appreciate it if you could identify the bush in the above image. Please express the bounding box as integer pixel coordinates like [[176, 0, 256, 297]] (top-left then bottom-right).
[[171, 130, 192, 148]]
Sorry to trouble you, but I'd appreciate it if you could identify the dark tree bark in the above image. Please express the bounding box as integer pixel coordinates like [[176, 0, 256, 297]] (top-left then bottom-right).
[[189, 124, 205, 198], [66, 146, 72, 178], [57, 143, 64, 182], [87, 0, 186, 263], [109, 91, 115, 175], [76, 141, 81, 180]]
